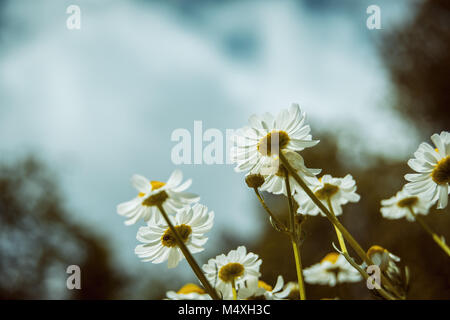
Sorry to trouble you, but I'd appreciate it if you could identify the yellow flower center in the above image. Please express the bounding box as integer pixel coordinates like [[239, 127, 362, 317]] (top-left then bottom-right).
[[142, 191, 168, 207], [138, 181, 166, 197], [151, 181, 166, 190], [218, 263, 245, 283], [321, 252, 339, 264], [396, 196, 419, 208], [161, 224, 192, 247], [367, 245, 387, 258], [245, 174, 265, 188], [258, 280, 273, 292], [315, 183, 339, 200], [177, 283, 205, 295], [257, 130, 290, 156], [431, 156, 450, 185]]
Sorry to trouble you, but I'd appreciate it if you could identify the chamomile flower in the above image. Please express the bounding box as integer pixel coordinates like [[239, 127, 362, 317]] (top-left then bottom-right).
[[365, 245, 408, 296], [261, 276, 293, 300], [202, 246, 262, 300], [274, 281, 299, 300], [257, 150, 321, 196], [405, 131, 450, 209], [303, 253, 362, 286], [366, 245, 401, 274], [380, 188, 432, 222], [231, 103, 319, 175], [135, 203, 214, 268], [236, 276, 289, 300], [165, 283, 212, 300], [295, 174, 360, 216], [117, 169, 199, 225]]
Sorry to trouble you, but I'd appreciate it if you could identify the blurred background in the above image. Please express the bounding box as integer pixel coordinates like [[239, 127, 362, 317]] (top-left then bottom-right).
[[0, 0, 449, 299]]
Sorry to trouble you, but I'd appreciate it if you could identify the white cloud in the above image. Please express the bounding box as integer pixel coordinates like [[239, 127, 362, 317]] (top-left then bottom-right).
[[0, 0, 418, 278]]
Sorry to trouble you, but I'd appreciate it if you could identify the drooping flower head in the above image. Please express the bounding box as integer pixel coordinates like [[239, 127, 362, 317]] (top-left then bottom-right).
[[303, 252, 362, 286], [380, 187, 432, 222], [231, 104, 319, 176], [256, 150, 321, 196], [295, 174, 360, 216], [202, 246, 262, 299], [405, 131, 450, 209], [365, 245, 407, 296], [165, 283, 212, 300], [235, 275, 290, 300], [366, 245, 401, 274], [117, 169, 199, 225], [135, 203, 214, 268]]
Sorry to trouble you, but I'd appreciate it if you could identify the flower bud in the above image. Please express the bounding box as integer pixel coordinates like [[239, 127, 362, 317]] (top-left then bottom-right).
[[245, 173, 265, 189]]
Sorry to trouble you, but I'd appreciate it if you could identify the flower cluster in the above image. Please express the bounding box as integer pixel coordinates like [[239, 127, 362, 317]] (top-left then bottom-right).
[[231, 104, 361, 217], [303, 253, 362, 286], [117, 170, 212, 268], [117, 170, 199, 225], [116, 103, 449, 300]]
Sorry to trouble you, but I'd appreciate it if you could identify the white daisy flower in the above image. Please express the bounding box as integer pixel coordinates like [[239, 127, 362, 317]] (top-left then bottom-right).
[[256, 150, 321, 196], [380, 188, 432, 222], [202, 246, 262, 300], [231, 103, 319, 176], [364, 245, 407, 296], [261, 276, 292, 300], [117, 169, 199, 225], [165, 283, 212, 300], [295, 174, 360, 216], [405, 131, 450, 209], [135, 203, 214, 268], [366, 245, 401, 275], [236, 276, 289, 300], [303, 253, 362, 286], [274, 281, 300, 300]]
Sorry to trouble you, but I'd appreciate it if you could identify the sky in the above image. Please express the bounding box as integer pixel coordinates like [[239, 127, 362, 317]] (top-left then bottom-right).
[[0, 0, 421, 286]]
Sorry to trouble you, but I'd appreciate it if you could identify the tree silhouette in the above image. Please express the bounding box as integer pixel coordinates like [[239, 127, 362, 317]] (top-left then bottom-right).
[[0, 157, 127, 299], [381, 0, 450, 135]]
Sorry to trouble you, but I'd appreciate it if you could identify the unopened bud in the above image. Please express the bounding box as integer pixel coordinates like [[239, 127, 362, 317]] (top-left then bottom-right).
[[245, 173, 265, 189]]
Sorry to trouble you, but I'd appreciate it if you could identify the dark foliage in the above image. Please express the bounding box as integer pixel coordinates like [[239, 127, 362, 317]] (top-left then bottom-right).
[[381, 0, 450, 136], [0, 158, 126, 299]]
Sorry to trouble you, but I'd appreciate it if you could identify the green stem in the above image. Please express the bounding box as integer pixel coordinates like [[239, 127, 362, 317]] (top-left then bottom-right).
[[290, 239, 306, 300], [278, 151, 403, 299], [284, 170, 306, 300], [253, 188, 288, 233], [326, 197, 348, 255], [408, 207, 450, 257], [340, 252, 396, 300], [157, 205, 221, 300], [231, 280, 237, 300]]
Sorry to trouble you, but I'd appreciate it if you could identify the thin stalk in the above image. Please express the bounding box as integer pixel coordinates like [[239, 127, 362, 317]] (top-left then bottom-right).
[[326, 197, 348, 255], [340, 252, 396, 300], [290, 239, 306, 300], [231, 280, 237, 300], [284, 170, 306, 300], [278, 151, 403, 299], [157, 205, 221, 300], [253, 188, 288, 233], [408, 207, 450, 257]]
